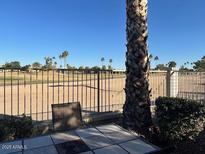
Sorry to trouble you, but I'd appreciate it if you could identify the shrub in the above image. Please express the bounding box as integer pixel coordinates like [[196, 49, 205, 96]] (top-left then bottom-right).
[[12, 115, 33, 138], [0, 122, 14, 141], [155, 97, 205, 143], [0, 114, 33, 141]]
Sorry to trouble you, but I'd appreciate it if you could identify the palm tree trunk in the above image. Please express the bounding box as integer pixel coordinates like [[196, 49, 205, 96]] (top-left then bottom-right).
[[64, 58, 67, 69], [123, 0, 153, 137]]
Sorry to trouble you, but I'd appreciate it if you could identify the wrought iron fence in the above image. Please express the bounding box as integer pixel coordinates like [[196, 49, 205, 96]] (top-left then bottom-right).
[[0, 68, 125, 121], [1, 68, 204, 122], [149, 70, 167, 104], [178, 71, 205, 102]]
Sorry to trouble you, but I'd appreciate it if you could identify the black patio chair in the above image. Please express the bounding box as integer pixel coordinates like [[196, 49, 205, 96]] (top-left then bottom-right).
[[51, 102, 83, 131]]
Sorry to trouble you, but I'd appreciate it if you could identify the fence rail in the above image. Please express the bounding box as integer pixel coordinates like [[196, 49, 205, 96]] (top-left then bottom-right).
[[0, 68, 205, 121]]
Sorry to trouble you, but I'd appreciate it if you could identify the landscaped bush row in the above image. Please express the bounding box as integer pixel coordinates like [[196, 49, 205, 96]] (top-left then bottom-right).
[[0, 114, 33, 141], [155, 97, 205, 143]]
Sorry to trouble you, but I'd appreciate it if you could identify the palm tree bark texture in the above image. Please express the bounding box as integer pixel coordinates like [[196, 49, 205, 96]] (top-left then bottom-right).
[[123, 0, 153, 137]]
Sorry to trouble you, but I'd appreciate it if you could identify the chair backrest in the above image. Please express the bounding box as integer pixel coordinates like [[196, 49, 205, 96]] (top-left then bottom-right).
[[51, 102, 82, 131]]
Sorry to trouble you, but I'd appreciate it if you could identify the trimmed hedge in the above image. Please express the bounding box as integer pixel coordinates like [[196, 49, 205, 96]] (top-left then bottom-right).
[[155, 97, 205, 142], [0, 114, 33, 141]]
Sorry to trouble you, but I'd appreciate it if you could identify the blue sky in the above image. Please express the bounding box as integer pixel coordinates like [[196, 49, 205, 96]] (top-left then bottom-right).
[[0, 0, 205, 69]]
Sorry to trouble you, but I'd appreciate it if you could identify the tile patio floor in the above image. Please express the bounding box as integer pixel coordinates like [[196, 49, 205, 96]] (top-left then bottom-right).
[[0, 124, 160, 154]]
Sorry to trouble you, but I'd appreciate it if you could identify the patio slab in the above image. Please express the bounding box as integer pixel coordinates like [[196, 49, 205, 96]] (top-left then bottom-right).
[[103, 130, 137, 144], [24, 135, 53, 150], [81, 134, 112, 150], [0, 140, 22, 154], [51, 131, 80, 144], [23, 145, 58, 154], [0, 124, 160, 154], [119, 139, 157, 154], [96, 124, 123, 133], [55, 139, 90, 154], [75, 127, 102, 138], [94, 145, 129, 154]]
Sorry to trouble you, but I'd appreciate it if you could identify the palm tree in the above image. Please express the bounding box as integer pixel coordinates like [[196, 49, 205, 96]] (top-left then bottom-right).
[[59, 54, 63, 68], [44, 57, 53, 69], [54, 62, 57, 68], [44, 57, 48, 64], [168, 61, 177, 68], [154, 56, 159, 68], [108, 59, 113, 70], [123, 0, 152, 137], [61, 50, 69, 69], [149, 54, 153, 60], [101, 57, 105, 69], [154, 56, 159, 61], [149, 54, 153, 69], [184, 61, 190, 68]]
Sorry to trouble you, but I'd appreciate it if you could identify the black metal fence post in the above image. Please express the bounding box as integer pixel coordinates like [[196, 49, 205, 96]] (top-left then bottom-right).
[[97, 70, 100, 112]]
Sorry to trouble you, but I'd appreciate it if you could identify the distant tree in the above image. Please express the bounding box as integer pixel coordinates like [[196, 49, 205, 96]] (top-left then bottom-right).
[[21, 65, 31, 71], [179, 65, 193, 71], [102, 65, 107, 70], [149, 56, 159, 69], [79, 66, 84, 70], [61, 51, 69, 68], [54, 62, 57, 68], [155, 64, 168, 71], [85, 66, 90, 70], [32, 62, 41, 69], [108, 59, 113, 70], [149, 54, 153, 60], [154, 56, 159, 61], [167, 61, 177, 68], [183, 62, 188, 68], [3, 61, 21, 69], [108, 65, 112, 70], [67, 64, 76, 69], [91, 66, 100, 70], [154, 56, 159, 66], [193, 56, 205, 71], [44, 57, 53, 69], [59, 54, 63, 67], [101, 57, 105, 68], [3, 63, 12, 69]]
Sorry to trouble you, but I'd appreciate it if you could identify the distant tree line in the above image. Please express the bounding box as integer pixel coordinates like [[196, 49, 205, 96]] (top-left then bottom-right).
[[150, 55, 205, 71], [1, 61, 113, 71], [154, 61, 177, 71], [0, 49, 117, 71], [1, 58, 114, 71], [2, 55, 205, 72]]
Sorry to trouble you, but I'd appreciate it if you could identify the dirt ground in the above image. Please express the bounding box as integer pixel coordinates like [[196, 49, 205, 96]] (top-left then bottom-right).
[[0, 78, 125, 121]]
